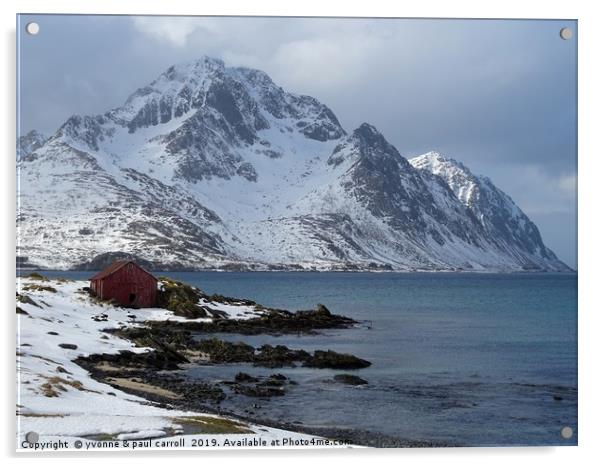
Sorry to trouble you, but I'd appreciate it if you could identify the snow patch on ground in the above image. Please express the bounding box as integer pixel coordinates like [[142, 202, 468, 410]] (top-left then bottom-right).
[[16, 277, 340, 451]]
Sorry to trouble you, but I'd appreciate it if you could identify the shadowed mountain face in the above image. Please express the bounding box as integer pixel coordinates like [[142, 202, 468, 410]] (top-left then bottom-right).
[[16, 56, 570, 272]]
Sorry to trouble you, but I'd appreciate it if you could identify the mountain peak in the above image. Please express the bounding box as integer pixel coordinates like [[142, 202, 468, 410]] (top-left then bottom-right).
[[411, 151, 468, 172], [328, 123, 403, 168], [193, 55, 225, 68], [17, 130, 47, 160], [113, 56, 229, 127], [352, 123, 401, 158], [354, 122, 380, 136], [107, 56, 346, 142], [21, 129, 45, 139], [158, 56, 226, 83]]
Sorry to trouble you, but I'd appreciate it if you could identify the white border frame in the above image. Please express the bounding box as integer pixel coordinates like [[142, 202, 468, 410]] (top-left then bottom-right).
[[3, 1, 599, 464]]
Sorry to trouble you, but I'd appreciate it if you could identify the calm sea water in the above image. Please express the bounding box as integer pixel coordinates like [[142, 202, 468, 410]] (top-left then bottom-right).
[[27, 271, 577, 446]]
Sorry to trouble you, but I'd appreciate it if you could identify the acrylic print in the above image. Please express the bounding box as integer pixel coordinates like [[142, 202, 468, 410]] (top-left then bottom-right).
[[16, 15, 577, 450]]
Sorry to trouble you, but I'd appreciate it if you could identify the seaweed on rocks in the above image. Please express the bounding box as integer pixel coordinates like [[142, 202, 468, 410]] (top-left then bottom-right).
[[155, 303, 357, 335], [156, 277, 212, 319], [193, 339, 371, 370], [195, 338, 255, 363], [77, 349, 185, 372], [109, 325, 193, 363], [253, 344, 311, 368], [92, 325, 371, 372]]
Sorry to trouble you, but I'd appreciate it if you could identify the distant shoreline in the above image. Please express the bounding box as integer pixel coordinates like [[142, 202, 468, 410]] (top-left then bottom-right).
[[17, 268, 577, 275]]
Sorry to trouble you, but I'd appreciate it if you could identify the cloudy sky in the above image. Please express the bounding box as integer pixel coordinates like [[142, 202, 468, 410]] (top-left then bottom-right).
[[18, 15, 577, 268]]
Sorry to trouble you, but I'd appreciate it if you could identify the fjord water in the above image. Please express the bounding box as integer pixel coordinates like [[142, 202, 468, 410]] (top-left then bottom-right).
[[34, 271, 577, 446], [180, 272, 577, 446]]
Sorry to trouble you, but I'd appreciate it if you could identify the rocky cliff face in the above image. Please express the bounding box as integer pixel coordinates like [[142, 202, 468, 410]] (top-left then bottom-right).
[[16, 57, 570, 271]]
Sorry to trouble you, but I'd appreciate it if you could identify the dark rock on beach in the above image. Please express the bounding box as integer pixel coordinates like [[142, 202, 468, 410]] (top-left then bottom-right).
[[111, 319, 372, 371], [144, 372, 226, 404], [195, 338, 255, 363], [192, 338, 370, 370], [232, 384, 285, 398], [111, 324, 193, 351], [58, 343, 78, 350], [234, 372, 258, 383], [77, 348, 185, 371], [333, 374, 368, 385], [254, 344, 311, 368], [225, 372, 295, 398], [304, 350, 371, 370]]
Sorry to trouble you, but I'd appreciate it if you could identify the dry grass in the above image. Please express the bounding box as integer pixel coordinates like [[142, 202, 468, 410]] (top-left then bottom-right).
[[25, 272, 48, 281], [39, 376, 100, 397], [54, 277, 72, 284], [22, 284, 57, 293], [175, 415, 253, 434]]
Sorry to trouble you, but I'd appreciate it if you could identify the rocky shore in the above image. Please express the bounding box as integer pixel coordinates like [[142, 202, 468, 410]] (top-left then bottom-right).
[[75, 356, 445, 448], [67, 276, 451, 447], [74, 298, 372, 408]]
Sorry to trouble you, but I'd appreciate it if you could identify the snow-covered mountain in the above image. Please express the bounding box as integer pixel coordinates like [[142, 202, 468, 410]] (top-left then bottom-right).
[[17, 130, 47, 160], [16, 56, 570, 272], [410, 152, 566, 270]]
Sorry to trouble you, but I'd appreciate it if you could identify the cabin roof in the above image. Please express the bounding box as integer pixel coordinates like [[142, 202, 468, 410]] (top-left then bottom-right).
[[89, 260, 157, 281]]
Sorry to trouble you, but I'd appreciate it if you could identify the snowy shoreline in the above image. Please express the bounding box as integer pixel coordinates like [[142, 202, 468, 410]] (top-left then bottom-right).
[[16, 276, 353, 452]]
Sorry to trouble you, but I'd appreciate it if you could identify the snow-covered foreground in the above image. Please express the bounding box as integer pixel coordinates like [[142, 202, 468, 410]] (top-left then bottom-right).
[[16, 277, 352, 451]]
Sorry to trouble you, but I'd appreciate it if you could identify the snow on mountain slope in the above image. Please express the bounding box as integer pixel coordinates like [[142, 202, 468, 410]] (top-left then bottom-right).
[[18, 141, 232, 270], [16, 57, 569, 272], [260, 123, 564, 271], [409, 152, 568, 270]]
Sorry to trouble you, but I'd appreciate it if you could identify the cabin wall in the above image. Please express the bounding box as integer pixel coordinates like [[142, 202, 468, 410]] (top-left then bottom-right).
[[94, 263, 157, 307]]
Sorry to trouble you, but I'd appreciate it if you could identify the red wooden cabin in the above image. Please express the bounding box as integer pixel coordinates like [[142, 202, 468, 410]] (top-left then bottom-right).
[[89, 261, 157, 307]]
